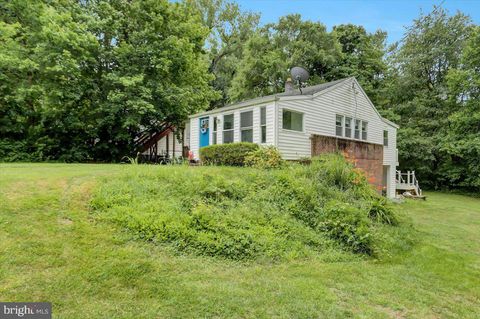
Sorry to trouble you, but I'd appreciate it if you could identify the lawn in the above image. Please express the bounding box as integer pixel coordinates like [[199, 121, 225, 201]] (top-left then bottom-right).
[[0, 163, 479, 318]]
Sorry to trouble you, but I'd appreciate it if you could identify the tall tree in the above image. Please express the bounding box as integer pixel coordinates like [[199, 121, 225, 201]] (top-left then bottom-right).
[[0, 0, 98, 160], [384, 7, 472, 188], [229, 14, 342, 102], [185, 0, 259, 107], [0, 0, 216, 161], [331, 24, 387, 106], [441, 26, 480, 191]]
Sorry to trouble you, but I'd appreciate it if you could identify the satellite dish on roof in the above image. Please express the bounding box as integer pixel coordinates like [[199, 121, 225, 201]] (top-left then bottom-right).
[[290, 66, 309, 84]]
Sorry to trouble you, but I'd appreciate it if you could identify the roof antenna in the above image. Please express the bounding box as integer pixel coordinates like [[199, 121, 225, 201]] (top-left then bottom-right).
[[352, 81, 359, 121], [290, 67, 309, 94]]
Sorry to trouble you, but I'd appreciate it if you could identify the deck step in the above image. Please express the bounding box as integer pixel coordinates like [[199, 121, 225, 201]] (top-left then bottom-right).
[[396, 170, 422, 197]]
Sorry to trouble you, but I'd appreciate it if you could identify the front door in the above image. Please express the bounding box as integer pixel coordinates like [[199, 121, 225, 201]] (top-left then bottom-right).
[[199, 117, 209, 148]]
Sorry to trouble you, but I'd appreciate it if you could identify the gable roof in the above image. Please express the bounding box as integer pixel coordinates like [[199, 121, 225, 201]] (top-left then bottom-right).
[[190, 77, 351, 118], [189, 77, 399, 129], [276, 78, 350, 97]]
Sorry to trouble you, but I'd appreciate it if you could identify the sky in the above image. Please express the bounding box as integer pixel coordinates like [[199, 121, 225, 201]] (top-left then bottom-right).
[[235, 0, 480, 44]]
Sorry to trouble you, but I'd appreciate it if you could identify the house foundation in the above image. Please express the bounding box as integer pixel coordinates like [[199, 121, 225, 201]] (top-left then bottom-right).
[[311, 134, 384, 193]]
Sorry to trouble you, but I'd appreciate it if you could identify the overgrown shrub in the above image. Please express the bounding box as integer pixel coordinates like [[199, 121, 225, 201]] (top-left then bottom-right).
[[245, 146, 285, 169], [0, 140, 36, 162], [318, 202, 373, 254], [367, 198, 398, 225], [199, 142, 259, 166], [91, 154, 403, 261]]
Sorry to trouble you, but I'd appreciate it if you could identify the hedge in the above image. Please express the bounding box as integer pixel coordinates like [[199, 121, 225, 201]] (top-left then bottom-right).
[[199, 142, 259, 166]]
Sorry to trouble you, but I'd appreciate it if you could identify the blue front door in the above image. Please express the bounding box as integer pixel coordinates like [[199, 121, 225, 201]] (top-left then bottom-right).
[[199, 117, 210, 148]]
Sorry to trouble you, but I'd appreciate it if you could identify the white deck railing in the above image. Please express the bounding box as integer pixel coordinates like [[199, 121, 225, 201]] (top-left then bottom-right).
[[396, 170, 422, 196]]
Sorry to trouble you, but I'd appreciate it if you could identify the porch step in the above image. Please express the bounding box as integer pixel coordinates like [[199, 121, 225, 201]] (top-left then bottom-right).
[[396, 170, 423, 197]]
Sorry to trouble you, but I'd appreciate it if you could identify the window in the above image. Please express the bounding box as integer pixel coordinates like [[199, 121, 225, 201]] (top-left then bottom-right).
[[336, 115, 344, 136], [283, 110, 303, 131], [361, 121, 368, 140], [240, 111, 253, 142], [354, 119, 361, 139], [383, 130, 388, 146], [212, 116, 217, 144], [260, 107, 267, 143], [223, 114, 234, 143], [345, 117, 352, 138]]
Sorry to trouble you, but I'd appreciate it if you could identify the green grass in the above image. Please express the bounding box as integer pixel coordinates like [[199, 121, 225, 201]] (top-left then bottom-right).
[[1, 163, 479, 318]]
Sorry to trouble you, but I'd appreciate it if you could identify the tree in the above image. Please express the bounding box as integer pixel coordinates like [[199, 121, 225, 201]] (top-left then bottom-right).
[[0, 0, 216, 161], [0, 0, 98, 160], [441, 26, 480, 191], [229, 14, 342, 102], [331, 24, 387, 105], [384, 7, 472, 188], [184, 0, 259, 108], [85, 0, 216, 160]]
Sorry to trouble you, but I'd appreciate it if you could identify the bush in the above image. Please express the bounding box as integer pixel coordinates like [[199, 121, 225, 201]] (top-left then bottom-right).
[[0, 140, 35, 162], [367, 198, 398, 225], [200, 142, 259, 166], [318, 202, 373, 254], [245, 146, 285, 169]]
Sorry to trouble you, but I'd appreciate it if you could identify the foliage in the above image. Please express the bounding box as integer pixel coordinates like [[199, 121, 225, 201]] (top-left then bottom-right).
[[227, 15, 387, 106], [0, 0, 216, 162], [367, 198, 398, 225], [184, 0, 260, 108], [199, 142, 259, 166], [91, 154, 399, 260], [244, 145, 285, 169], [228, 14, 342, 101], [441, 26, 480, 191], [381, 7, 475, 190], [318, 202, 372, 254], [331, 24, 387, 105]]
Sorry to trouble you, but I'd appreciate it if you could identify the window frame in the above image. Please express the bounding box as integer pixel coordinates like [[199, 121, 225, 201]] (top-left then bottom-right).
[[336, 114, 344, 137], [345, 117, 352, 138], [222, 113, 234, 144], [260, 106, 267, 144], [354, 119, 361, 139], [240, 110, 254, 143], [212, 116, 218, 145], [361, 121, 368, 140], [383, 129, 389, 146], [282, 109, 304, 132]]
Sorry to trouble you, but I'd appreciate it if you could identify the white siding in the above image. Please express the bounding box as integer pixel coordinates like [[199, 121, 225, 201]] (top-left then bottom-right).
[[189, 102, 275, 153], [233, 109, 240, 142], [276, 78, 398, 198], [266, 103, 276, 145], [383, 123, 398, 198], [184, 122, 190, 148], [190, 117, 199, 159], [187, 78, 398, 198], [167, 131, 183, 157], [252, 107, 260, 144], [277, 78, 384, 159]]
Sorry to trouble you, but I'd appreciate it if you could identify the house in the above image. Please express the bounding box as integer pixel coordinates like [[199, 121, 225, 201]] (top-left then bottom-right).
[[140, 77, 400, 198]]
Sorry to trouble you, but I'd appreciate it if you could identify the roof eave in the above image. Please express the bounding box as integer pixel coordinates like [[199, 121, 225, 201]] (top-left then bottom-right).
[[382, 117, 399, 128], [189, 95, 277, 118]]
